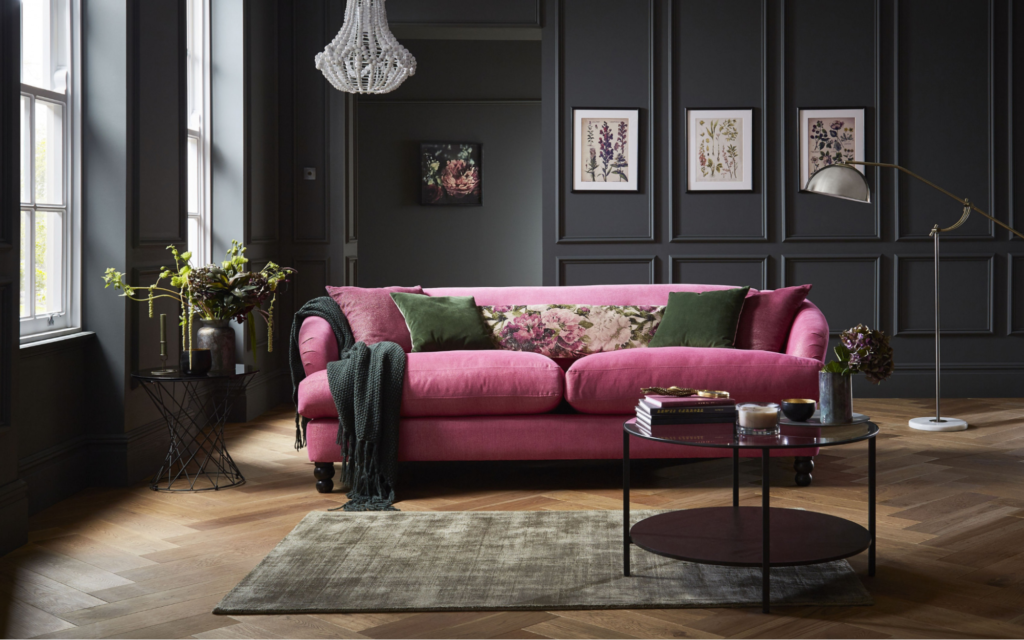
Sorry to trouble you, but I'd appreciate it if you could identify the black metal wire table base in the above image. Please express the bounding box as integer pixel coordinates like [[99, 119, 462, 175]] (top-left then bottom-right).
[[138, 373, 253, 492]]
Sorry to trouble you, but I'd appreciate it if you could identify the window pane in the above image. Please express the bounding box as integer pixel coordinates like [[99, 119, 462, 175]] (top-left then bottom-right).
[[34, 210, 64, 315], [21, 0, 51, 89], [21, 96, 31, 203], [20, 211, 31, 318], [187, 136, 199, 213], [35, 101, 64, 205], [188, 216, 199, 262]]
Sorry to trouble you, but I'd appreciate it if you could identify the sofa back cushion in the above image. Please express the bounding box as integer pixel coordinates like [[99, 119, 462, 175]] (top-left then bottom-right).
[[326, 285, 422, 352], [424, 284, 755, 307], [734, 284, 812, 352], [480, 304, 664, 358]]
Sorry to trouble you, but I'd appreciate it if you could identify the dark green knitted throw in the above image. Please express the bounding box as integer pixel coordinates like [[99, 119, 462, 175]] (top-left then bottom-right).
[[289, 297, 405, 511]]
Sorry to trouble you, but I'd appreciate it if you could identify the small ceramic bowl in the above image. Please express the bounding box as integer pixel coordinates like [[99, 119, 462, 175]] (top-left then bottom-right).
[[781, 398, 816, 422]]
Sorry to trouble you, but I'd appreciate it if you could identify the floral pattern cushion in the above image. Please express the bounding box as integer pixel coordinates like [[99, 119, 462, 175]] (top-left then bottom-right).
[[479, 304, 664, 358]]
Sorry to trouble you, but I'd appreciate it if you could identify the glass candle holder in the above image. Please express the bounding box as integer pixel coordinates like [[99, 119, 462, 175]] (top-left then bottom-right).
[[736, 402, 781, 436]]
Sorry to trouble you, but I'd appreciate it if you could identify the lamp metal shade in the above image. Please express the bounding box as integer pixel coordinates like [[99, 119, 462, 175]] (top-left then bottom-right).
[[805, 164, 871, 203]]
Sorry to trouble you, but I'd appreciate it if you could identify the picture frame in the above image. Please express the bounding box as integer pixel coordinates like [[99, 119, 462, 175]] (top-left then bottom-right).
[[572, 108, 640, 192], [799, 108, 865, 190], [686, 108, 754, 192], [420, 142, 483, 206]]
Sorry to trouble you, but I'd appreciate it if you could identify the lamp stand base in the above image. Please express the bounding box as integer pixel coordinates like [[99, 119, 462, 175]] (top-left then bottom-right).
[[909, 416, 968, 432]]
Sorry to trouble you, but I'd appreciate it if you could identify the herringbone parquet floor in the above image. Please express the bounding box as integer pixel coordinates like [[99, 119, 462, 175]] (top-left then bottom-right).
[[2, 398, 1024, 639]]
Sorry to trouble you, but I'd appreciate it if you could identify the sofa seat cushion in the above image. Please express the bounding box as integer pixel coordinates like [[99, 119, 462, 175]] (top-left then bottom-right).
[[297, 350, 564, 420], [565, 347, 821, 414]]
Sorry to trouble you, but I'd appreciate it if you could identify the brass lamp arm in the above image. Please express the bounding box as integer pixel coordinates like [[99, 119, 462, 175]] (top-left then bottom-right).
[[841, 160, 1024, 239]]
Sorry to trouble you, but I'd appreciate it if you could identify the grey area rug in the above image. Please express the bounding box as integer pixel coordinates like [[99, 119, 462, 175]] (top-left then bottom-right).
[[214, 510, 872, 614]]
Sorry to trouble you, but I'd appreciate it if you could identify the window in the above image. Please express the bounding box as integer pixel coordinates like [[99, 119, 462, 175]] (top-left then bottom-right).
[[186, 0, 210, 265], [20, 0, 75, 340]]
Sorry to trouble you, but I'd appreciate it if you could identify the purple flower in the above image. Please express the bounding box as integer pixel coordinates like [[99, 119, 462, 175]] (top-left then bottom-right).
[[840, 323, 895, 384]]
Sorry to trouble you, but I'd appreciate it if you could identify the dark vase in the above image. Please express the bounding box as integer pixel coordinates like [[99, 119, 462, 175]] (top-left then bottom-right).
[[819, 371, 854, 425], [180, 348, 212, 376], [196, 319, 235, 374]]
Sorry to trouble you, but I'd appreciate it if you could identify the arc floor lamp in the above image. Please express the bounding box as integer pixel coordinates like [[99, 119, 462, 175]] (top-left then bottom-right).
[[806, 162, 1024, 432]]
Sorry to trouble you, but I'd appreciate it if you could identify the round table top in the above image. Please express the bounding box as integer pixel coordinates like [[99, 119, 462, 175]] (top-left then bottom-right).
[[132, 364, 259, 382], [624, 417, 878, 450]]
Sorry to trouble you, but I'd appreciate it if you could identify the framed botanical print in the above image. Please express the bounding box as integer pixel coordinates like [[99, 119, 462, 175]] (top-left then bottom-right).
[[572, 108, 640, 192], [686, 108, 754, 192], [420, 142, 483, 205], [799, 108, 865, 190]]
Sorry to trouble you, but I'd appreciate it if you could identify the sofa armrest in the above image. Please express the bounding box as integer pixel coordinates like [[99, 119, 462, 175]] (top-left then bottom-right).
[[298, 316, 339, 377], [784, 301, 829, 363]]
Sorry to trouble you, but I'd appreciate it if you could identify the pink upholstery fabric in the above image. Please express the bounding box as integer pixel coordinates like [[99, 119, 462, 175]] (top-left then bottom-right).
[[425, 284, 757, 306], [735, 285, 812, 352], [304, 414, 818, 463], [297, 316, 338, 378], [325, 285, 422, 352], [784, 301, 830, 362], [297, 350, 564, 420], [565, 347, 821, 414]]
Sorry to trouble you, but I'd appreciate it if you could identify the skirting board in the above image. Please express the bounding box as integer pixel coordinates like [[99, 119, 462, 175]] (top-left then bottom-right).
[[0, 479, 28, 555]]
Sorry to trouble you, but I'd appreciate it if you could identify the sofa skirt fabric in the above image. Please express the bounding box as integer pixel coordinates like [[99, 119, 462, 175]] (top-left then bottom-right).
[[303, 414, 819, 463], [565, 347, 822, 414]]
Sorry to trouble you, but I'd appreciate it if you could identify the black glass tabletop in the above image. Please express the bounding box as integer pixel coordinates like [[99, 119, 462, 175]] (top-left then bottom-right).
[[624, 418, 878, 449], [132, 364, 259, 382]]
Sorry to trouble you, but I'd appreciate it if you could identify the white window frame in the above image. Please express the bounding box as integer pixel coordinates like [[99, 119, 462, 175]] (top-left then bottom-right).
[[20, 0, 80, 344], [186, 0, 212, 266]]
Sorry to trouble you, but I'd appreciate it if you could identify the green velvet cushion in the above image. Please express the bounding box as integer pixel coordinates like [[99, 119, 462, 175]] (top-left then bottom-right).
[[390, 293, 494, 353], [649, 287, 751, 349]]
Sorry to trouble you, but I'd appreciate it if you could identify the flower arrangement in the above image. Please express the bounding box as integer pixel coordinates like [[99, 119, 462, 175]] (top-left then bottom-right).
[[820, 323, 895, 384], [103, 240, 294, 358]]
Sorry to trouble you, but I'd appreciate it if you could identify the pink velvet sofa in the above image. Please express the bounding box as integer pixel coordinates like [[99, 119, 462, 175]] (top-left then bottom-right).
[[296, 284, 829, 494]]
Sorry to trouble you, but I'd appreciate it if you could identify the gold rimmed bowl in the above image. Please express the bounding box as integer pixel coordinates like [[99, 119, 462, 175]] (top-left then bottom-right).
[[781, 398, 816, 423]]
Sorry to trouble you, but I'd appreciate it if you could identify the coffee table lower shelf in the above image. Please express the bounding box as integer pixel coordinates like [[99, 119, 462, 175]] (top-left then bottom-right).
[[630, 507, 871, 567]]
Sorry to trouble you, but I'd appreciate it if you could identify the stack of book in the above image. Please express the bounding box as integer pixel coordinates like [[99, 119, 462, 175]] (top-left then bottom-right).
[[636, 394, 737, 428]]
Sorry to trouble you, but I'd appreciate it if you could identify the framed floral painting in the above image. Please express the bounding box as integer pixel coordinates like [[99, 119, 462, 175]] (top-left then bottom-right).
[[686, 108, 754, 192], [799, 108, 865, 190], [572, 108, 640, 192], [420, 142, 482, 205]]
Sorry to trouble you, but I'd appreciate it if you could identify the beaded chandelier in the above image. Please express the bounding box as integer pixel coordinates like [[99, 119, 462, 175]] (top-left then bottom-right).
[[315, 0, 416, 94]]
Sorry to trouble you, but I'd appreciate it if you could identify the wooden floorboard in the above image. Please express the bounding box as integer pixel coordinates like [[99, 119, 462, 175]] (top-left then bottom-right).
[[1, 399, 1023, 639]]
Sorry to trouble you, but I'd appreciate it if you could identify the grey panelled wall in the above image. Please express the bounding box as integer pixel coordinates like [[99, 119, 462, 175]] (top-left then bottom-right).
[[542, 0, 1023, 397]]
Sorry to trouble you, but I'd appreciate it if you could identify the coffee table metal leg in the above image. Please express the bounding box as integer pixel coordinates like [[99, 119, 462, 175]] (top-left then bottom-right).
[[733, 447, 739, 507], [623, 429, 630, 577], [762, 447, 770, 614], [869, 435, 876, 577]]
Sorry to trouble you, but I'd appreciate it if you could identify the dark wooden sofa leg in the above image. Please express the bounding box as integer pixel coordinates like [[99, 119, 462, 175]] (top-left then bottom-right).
[[314, 462, 335, 493], [794, 456, 814, 487]]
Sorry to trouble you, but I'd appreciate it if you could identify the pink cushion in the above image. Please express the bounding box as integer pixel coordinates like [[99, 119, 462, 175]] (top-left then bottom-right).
[[304, 415, 819, 463], [325, 285, 423, 353], [565, 347, 821, 414], [297, 350, 564, 420], [735, 285, 812, 352]]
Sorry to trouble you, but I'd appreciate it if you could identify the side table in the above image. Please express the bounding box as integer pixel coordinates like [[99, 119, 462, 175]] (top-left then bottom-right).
[[133, 365, 258, 491], [624, 419, 877, 613]]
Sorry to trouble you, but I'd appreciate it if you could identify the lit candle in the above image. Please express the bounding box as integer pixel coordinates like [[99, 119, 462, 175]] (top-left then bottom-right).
[[738, 403, 779, 429]]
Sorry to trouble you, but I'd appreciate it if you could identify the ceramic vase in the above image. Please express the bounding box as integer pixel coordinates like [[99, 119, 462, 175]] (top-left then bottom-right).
[[196, 319, 235, 374], [819, 371, 853, 425]]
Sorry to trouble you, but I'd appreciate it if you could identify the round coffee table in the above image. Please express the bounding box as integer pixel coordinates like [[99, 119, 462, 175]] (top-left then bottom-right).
[[623, 419, 878, 613]]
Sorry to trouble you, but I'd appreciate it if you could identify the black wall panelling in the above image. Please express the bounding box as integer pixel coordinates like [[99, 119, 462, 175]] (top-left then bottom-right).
[[1011, 254, 1024, 335], [555, 256, 656, 287], [293, 259, 331, 313], [387, 0, 541, 27], [131, 0, 187, 247], [782, 255, 881, 336], [292, 0, 331, 245], [894, 254, 995, 335], [782, 0, 881, 242], [554, 0, 656, 244], [896, 0, 995, 241], [671, 0, 766, 243], [670, 256, 768, 291]]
